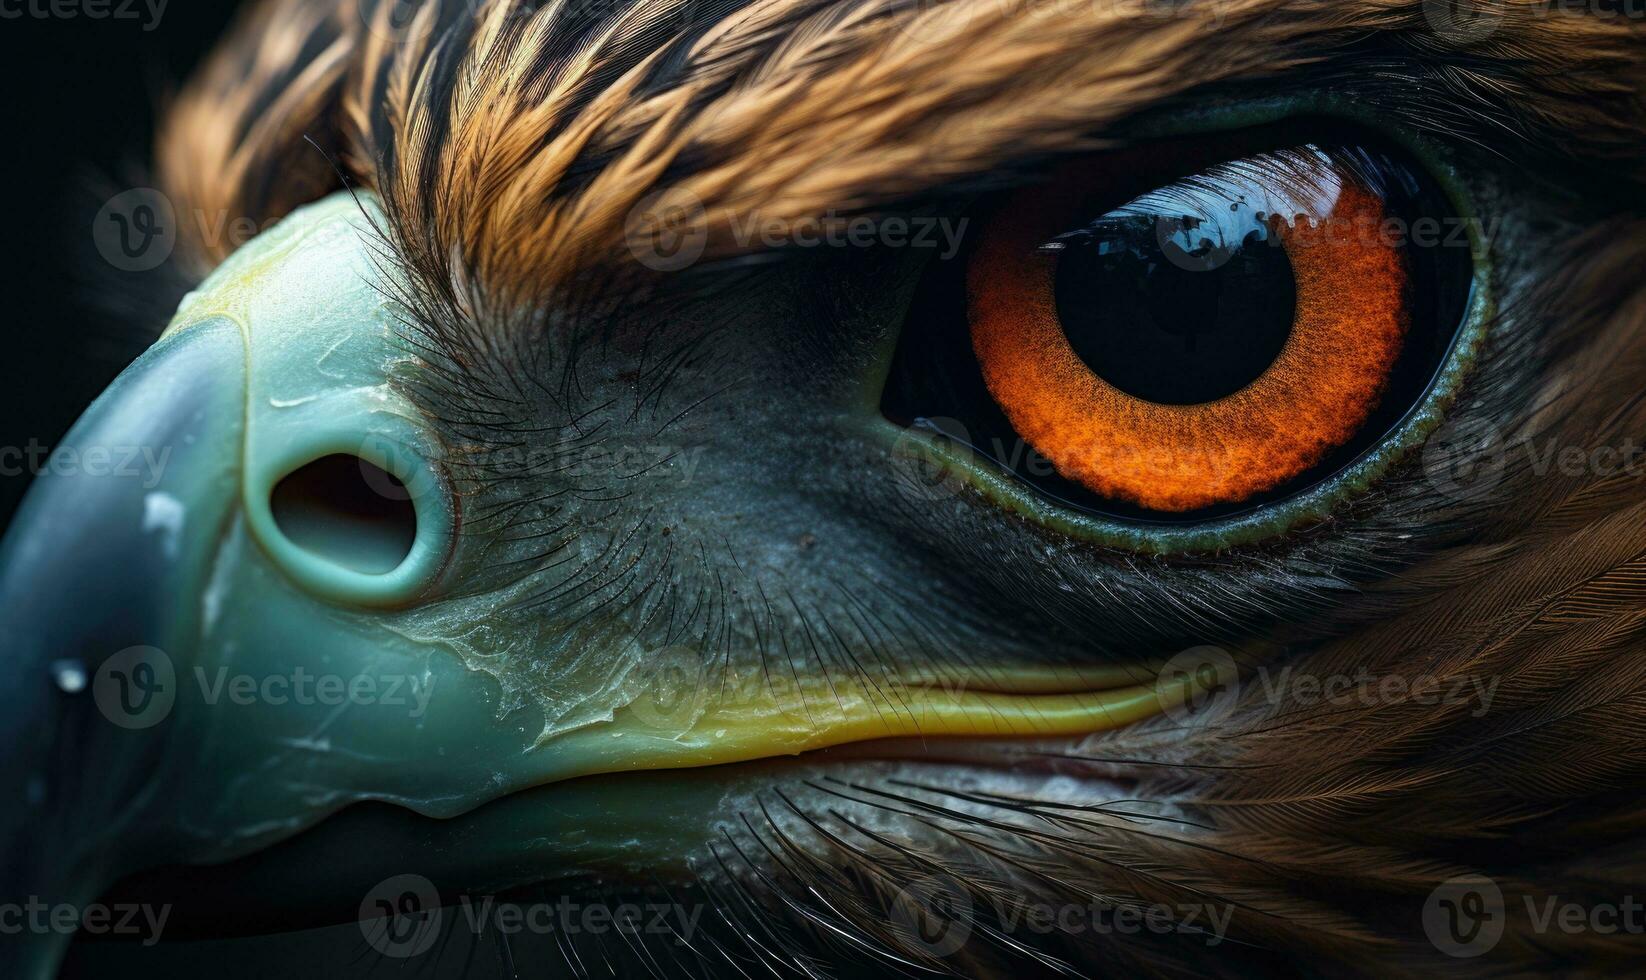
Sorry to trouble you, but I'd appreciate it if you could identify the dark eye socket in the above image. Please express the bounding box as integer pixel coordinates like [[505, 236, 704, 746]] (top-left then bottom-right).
[[882, 120, 1476, 525]]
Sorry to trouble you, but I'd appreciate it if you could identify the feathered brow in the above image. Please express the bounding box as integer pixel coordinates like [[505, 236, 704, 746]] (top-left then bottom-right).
[[158, 0, 1645, 323]]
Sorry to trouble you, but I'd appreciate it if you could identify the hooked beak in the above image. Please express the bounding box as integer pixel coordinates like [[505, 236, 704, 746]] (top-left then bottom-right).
[[0, 194, 492, 975], [0, 317, 246, 976], [1, 193, 1196, 975]]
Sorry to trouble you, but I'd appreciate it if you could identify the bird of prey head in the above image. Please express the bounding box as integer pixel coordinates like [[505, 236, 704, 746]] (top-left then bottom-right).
[[4, 0, 1645, 975]]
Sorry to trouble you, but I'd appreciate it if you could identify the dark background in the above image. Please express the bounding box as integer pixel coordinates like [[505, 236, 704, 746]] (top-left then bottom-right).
[[0, 1, 244, 528]]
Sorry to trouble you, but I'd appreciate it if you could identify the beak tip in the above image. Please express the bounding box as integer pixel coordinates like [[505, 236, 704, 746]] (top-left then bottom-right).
[[0, 318, 247, 919]]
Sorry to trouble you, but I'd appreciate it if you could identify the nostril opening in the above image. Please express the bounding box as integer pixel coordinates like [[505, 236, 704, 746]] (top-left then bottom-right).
[[270, 454, 418, 575]]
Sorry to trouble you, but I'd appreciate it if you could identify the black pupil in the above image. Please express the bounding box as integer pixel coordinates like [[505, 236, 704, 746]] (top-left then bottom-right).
[[1053, 210, 1296, 404]]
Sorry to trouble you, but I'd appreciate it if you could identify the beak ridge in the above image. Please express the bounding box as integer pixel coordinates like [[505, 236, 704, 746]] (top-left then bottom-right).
[[0, 317, 247, 972]]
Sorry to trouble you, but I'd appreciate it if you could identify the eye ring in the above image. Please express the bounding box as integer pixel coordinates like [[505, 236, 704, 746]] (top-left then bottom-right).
[[880, 119, 1492, 550], [971, 175, 1408, 512]]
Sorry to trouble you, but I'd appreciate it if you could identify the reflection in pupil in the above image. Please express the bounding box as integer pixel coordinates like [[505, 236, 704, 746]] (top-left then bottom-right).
[[1053, 209, 1298, 405]]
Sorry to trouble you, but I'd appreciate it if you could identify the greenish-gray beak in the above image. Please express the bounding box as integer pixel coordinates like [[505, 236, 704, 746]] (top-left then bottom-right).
[[0, 193, 1182, 976]]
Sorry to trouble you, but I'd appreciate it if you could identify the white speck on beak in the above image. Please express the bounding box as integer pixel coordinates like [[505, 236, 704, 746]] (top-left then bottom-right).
[[51, 660, 88, 693], [143, 491, 186, 560]]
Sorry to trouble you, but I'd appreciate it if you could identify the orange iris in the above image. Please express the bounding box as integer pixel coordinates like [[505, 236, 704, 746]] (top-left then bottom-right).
[[969, 171, 1409, 513]]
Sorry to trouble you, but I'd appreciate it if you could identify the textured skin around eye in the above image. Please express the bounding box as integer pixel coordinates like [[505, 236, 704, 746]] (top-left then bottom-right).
[[969, 182, 1408, 512]]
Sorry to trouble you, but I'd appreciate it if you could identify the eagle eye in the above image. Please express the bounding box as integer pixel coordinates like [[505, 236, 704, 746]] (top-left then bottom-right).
[[883, 122, 1483, 542]]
